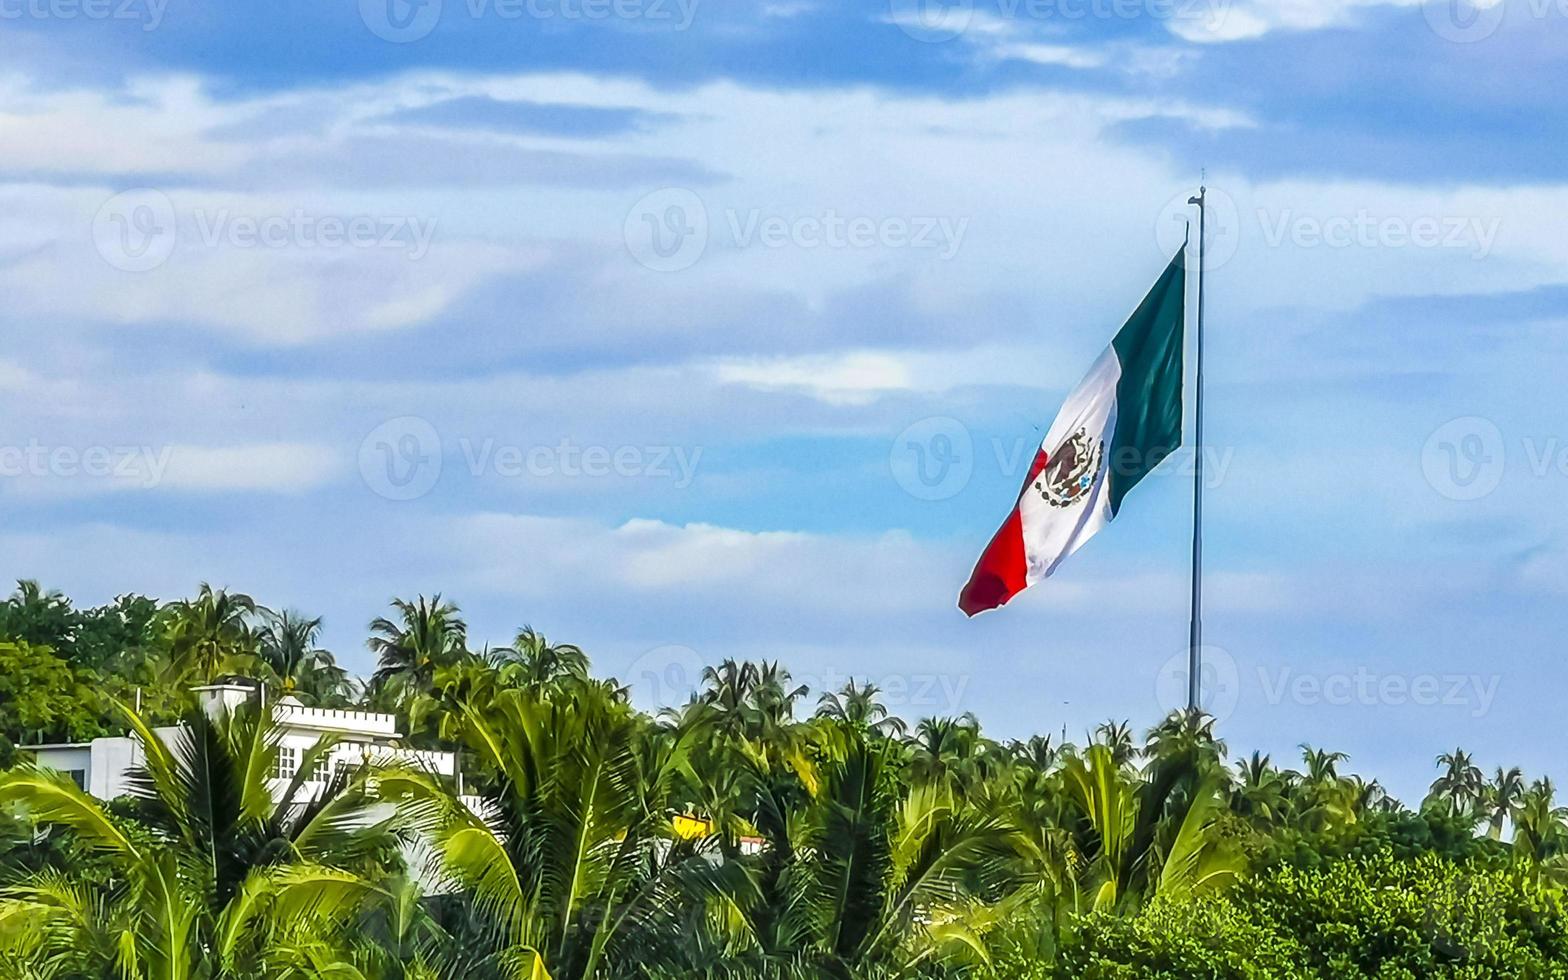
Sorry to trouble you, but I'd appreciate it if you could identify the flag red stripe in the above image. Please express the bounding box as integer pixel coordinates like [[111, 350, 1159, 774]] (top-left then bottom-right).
[[958, 448, 1049, 617]]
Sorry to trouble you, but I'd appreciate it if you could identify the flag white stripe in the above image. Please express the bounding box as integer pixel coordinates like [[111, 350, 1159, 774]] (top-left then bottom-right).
[[1019, 346, 1121, 585]]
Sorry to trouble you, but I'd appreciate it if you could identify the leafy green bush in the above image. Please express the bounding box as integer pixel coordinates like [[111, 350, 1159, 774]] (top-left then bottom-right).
[[992, 851, 1568, 980], [1258, 808, 1506, 871]]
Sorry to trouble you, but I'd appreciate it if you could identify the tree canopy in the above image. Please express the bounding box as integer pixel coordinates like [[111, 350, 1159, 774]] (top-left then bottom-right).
[[1, 580, 1563, 979]]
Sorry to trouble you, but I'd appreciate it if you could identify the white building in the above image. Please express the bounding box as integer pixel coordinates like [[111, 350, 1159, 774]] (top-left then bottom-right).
[[27, 682, 460, 803]]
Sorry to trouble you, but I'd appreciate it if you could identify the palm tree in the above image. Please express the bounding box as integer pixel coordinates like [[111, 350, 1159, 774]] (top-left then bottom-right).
[[692, 659, 806, 741], [697, 658, 754, 717], [367, 595, 469, 710], [0, 700, 405, 978], [390, 680, 705, 980], [1483, 766, 1527, 840], [0, 580, 76, 653], [1299, 745, 1348, 785], [1344, 776, 1394, 820], [815, 678, 906, 737], [670, 719, 1019, 977], [1008, 734, 1061, 774], [1426, 748, 1484, 818], [257, 609, 351, 706], [1094, 720, 1137, 768], [164, 583, 259, 683], [1144, 710, 1226, 765], [492, 625, 589, 693], [343, 875, 454, 980], [906, 714, 983, 789], [1232, 751, 1290, 827], [1513, 778, 1568, 870], [1018, 743, 1240, 916], [1290, 745, 1355, 830], [751, 660, 809, 730]]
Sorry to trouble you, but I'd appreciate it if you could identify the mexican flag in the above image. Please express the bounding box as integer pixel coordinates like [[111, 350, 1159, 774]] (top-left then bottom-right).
[[959, 250, 1187, 617]]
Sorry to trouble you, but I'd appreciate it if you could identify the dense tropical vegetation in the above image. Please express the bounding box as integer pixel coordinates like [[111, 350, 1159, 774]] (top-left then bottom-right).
[[1, 580, 1566, 978]]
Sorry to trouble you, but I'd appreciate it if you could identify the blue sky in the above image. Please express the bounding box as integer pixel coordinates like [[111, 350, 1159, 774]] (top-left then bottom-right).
[[2, 0, 1565, 801]]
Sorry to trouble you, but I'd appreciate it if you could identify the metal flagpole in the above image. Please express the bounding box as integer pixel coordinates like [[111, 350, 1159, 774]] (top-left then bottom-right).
[[1185, 186, 1207, 713]]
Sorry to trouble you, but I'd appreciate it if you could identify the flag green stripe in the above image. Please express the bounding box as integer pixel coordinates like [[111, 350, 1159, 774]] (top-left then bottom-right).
[[1107, 249, 1186, 516]]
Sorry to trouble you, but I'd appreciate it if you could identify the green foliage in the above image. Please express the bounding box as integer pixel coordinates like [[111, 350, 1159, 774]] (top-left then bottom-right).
[[0, 701, 417, 979], [0, 640, 107, 745], [1002, 851, 1568, 979], [4, 583, 1568, 980], [1257, 807, 1507, 872]]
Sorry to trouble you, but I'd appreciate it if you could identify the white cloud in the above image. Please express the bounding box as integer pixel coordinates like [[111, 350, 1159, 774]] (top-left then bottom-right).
[[1169, 0, 1424, 43], [0, 359, 34, 390], [441, 511, 1297, 620], [990, 42, 1107, 69], [7, 67, 1558, 356], [449, 513, 953, 616], [761, 1, 817, 16], [0, 440, 337, 497], [159, 442, 340, 492], [0, 184, 530, 345], [704, 347, 1072, 404]]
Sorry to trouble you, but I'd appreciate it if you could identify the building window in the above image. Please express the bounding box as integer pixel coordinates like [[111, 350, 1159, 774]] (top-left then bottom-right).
[[305, 753, 330, 783], [272, 746, 299, 780], [65, 769, 86, 790]]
